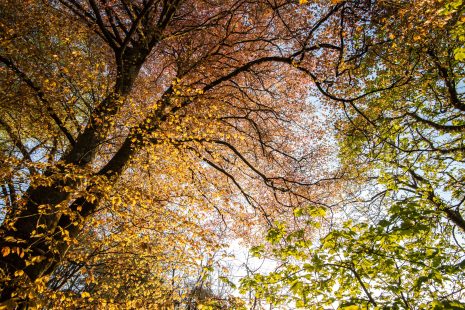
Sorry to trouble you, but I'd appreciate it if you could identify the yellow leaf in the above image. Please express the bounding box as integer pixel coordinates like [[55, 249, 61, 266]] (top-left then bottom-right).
[[111, 196, 122, 206], [14, 270, 24, 277], [1, 247, 10, 257], [340, 306, 360, 310], [81, 292, 91, 298]]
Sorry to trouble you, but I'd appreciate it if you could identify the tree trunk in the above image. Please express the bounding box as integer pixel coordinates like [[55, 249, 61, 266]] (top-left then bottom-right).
[[0, 47, 149, 305]]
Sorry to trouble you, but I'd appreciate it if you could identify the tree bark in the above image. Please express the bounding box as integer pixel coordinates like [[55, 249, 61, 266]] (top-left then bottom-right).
[[0, 46, 150, 305]]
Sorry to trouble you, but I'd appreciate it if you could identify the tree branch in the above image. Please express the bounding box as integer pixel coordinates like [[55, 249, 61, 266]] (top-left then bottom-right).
[[0, 55, 76, 146]]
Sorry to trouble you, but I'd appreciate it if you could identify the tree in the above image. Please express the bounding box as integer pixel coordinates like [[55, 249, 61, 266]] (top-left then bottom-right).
[[241, 0, 465, 308], [0, 0, 370, 307]]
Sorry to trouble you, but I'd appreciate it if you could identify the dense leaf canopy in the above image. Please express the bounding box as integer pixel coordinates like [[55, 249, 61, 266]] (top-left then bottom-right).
[[0, 0, 464, 309]]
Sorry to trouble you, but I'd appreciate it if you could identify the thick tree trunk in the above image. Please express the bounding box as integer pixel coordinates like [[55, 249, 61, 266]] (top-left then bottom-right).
[[0, 47, 149, 305]]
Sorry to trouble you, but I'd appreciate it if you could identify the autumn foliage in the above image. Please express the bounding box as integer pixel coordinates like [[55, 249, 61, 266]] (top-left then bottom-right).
[[1, 0, 465, 309], [0, 0, 352, 308]]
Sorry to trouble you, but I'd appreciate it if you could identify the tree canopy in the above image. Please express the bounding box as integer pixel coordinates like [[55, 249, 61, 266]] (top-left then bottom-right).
[[241, 0, 465, 309], [0, 0, 464, 309]]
